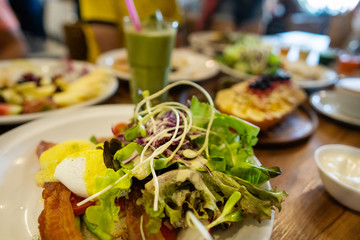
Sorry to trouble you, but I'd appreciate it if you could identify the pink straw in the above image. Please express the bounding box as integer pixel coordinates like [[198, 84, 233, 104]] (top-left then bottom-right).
[[124, 0, 141, 31]]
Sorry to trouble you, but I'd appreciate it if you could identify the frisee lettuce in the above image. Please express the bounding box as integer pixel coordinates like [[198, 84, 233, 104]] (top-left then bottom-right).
[[141, 169, 287, 233], [190, 96, 280, 185], [79, 81, 286, 239], [84, 169, 132, 239]]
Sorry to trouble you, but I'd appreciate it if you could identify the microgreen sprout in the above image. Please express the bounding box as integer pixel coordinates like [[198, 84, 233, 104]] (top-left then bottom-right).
[[186, 211, 213, 240], [140, 215, 146, 240], [183, 149, 198, 159], [206, 191, 243, 230], [133, 80, 215, 210], [78, 80, 215, 210]]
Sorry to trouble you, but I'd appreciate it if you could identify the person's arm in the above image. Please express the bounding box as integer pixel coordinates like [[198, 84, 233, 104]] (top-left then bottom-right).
[[77, 0, 121, 62], [0, 0, 27, 59], [87, 23, 121, 52], [234, 0, 265, 34], [0, 30, 27, 60]]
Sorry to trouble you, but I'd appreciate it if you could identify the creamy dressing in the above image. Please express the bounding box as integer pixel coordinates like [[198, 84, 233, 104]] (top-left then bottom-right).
[[320, 153, 360, 189]]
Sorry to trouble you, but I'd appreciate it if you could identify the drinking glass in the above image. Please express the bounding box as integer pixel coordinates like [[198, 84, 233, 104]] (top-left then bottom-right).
[[123, 16, 178, 104]]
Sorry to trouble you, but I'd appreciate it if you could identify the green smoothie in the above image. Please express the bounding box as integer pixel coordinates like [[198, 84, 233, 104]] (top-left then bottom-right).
[[123, 17, 177, 103]]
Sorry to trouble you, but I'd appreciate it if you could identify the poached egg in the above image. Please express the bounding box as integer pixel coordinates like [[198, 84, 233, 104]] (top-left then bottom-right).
[[36, 139, 108, 198]]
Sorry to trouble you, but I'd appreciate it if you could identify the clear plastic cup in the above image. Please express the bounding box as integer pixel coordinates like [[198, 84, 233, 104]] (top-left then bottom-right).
[[123, 16, 178, 104]]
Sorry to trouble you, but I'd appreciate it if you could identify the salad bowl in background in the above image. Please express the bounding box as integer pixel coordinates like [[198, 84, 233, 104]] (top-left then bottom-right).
[[215, 34, 282, 80]]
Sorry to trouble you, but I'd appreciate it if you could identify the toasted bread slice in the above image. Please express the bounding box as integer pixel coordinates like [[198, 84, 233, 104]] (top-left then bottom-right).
[[215, 75, 306, 131]]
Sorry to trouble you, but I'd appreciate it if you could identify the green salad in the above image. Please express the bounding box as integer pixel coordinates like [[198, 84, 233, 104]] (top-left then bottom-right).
[[216, 34, 282, 75], [78, 81, 287, 239]]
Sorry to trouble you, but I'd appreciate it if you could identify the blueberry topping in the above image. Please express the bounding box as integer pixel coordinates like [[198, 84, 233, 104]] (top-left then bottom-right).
[[249, 70, 290, 91]]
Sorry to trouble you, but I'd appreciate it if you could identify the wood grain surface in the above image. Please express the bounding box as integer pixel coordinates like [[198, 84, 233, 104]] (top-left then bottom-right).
[[176, 75, 360, 240], [257, 115, 360, 240]]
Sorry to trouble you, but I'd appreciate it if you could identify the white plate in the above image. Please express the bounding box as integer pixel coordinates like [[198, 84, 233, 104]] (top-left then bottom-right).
[[218, 62, 255, 80], [219, 60, 338, 87], [283, 61, 338, 89], [0, 59, 118, 125], [96, 48, 220, 82], [0, 104, 273, 240], [309, 90, 360, 126]]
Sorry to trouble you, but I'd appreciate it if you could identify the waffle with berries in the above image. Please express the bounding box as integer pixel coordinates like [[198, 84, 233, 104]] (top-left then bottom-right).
[[215, 72, 307, 131]]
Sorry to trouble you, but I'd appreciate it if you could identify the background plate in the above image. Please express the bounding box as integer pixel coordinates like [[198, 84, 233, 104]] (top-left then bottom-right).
[[310, 90, 360, 127], [283, 60, 338, 89], [0, 59, 118, 125], [96, 48, 220, 82]]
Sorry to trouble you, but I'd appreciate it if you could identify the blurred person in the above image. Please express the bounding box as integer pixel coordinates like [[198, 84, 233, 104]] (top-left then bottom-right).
[[195, 0, 266, 34], [9, 0, 46, 39], [76, 0, 183, 62], [348, 3, 360, 53], [265, 0, 301, 34], [327, 2, 360, 50], [0, 0, 28, 60]]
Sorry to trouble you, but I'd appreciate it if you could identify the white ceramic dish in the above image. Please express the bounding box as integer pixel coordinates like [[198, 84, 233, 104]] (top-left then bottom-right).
[[218, 62, 254, 80], [219, 59, 338, 87], [0, 104, 273, 240], [309, 90, 360, 127], [315, 144, 360, 212], [0, 59, 118, 125], [96, 48, 220, 82], [283, 60, 338, 89], [335, 78, 360, 119]]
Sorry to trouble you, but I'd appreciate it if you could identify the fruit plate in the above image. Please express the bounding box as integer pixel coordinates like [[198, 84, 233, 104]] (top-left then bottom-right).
[[0, 58, 118, 125]]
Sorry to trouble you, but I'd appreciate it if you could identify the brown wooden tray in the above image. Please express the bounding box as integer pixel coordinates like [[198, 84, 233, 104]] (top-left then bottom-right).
[[256, 104, 318, 147], [178, 83, 318, 148]]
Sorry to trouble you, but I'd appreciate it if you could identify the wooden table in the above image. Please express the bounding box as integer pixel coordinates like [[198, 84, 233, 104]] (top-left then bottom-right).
[[1, 74, 359, 240], [259, 115, 360, 240], [194, 76, 360, 240]]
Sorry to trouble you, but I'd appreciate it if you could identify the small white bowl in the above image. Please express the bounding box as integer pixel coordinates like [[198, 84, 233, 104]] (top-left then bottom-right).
[[315, 144, 360, 212]]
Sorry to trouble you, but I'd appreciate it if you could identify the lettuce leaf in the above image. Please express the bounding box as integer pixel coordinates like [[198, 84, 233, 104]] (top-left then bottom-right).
[[190, 97, 279, 185], [202, 171, 287, 222], [84, 169, 133, 240], [141, 169, 287, 230], [89, 96, 286, 237]]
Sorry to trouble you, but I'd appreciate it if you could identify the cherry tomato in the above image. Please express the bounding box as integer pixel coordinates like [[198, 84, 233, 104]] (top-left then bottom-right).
[[70, 193, 95, 216], [112, 122, 128, 135], [160, 221, 177, 240], [115, 197, 126, 210]]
